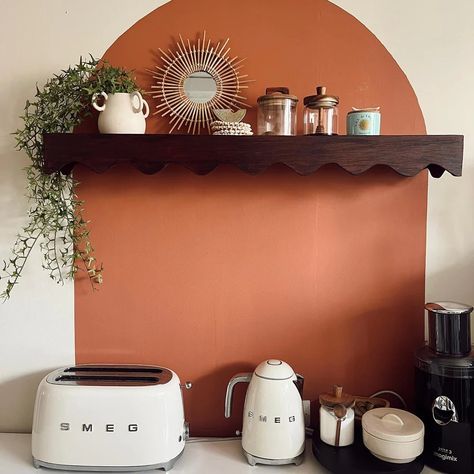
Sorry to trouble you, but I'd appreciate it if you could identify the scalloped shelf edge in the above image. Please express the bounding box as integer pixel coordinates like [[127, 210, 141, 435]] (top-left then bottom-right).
[[43, 133, 464, 179], [52, 160, 456, 178]]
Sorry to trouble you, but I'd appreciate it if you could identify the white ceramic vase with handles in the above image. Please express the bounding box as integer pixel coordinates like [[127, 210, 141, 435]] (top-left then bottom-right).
[[92, 91, 149, 134]]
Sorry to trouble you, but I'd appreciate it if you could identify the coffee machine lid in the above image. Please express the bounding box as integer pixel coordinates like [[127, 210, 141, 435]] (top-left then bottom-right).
[[415, 346, 474, 379], [425, 302, 473, 314]]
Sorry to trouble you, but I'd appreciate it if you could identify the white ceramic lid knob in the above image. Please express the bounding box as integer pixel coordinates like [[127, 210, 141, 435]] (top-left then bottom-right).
[[381, 413, 404, 428], [254, 359, 295, 379]]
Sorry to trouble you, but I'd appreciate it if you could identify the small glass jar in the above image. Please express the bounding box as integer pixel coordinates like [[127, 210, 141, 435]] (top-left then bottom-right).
[[304, 86, 339, 135], [257, 87, 298, 135]]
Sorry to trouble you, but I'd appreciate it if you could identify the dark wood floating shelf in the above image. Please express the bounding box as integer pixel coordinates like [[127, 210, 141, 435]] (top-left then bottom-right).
[[43, 133, 464, 178]]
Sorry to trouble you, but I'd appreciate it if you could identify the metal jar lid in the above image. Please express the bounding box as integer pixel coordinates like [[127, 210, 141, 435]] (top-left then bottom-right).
[[304, 86, 339, 107], [257, 87, 298, 106], [347, 107, 380, 115]]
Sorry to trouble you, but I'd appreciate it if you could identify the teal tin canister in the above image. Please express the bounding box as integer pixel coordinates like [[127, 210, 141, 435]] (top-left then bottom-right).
[[346, 107, 381, 135]]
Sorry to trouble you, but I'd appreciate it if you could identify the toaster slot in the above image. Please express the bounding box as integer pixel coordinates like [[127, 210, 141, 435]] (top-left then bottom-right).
[[55, 374, 160, 385], [64, 366, 163, 374], [47, 365, 173, 386]]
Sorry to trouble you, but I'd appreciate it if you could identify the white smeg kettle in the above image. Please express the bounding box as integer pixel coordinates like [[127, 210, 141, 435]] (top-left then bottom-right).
[[224, 359, 305, 466]]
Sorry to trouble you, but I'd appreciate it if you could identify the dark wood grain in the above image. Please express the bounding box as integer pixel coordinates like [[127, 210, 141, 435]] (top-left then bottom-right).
[[42, 134, 464, 178]]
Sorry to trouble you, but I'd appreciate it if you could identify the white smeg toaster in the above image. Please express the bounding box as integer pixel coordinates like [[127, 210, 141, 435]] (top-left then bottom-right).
[[32, 365, 189, 471]]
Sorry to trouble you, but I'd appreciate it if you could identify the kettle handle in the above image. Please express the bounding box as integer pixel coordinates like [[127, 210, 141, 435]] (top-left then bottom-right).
[[224, 373, 252, 418]]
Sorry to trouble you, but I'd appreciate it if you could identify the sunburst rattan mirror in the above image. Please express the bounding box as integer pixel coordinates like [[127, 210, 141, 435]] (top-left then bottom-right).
[[151, 32, 251, 134]]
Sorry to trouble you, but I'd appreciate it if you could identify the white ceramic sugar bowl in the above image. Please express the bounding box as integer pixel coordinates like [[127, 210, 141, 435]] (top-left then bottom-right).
[[362, 408, 424, 464], [319, 385, 355, 447]]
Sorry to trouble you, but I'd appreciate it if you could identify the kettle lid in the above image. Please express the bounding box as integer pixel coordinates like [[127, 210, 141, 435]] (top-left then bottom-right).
[[254, 359, 295, 380]]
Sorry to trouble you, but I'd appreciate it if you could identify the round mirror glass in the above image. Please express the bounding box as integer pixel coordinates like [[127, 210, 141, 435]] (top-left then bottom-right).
[[183, 71, 217, 103]]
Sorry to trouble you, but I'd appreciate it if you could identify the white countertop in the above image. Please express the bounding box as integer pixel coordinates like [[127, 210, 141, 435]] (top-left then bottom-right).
[[0, 433, 440, 473]]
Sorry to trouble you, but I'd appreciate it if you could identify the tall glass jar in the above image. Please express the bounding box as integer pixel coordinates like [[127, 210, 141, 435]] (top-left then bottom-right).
[[304, 86, 339, 135], [257, 87, 298, 135]]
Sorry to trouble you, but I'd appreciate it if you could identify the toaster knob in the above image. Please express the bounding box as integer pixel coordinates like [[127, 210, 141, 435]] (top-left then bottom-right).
[[181, 381, 193, 390]]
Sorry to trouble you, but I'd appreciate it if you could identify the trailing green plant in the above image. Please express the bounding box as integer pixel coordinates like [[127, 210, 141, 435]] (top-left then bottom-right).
[[1, 57, 140, 299]]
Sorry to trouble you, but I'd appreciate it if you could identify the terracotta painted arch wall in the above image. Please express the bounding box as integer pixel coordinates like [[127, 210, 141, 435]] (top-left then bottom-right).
[[75, 0, 427, 435]]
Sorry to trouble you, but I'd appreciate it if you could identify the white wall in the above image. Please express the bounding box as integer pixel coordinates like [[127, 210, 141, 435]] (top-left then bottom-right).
[[0, 0, 167, 433], [0, 0, 473, 432]]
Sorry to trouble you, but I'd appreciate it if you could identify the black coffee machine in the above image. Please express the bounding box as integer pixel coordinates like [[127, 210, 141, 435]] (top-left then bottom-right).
[[415, 301, 474, 474]]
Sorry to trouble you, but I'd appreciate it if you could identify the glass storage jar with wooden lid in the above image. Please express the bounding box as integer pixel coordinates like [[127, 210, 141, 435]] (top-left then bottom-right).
[[257, 87, 298, 135], [304, 86, 339, 135]]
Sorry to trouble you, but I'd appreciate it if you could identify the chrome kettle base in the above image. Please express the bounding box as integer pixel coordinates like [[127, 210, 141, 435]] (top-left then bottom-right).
[[33, 449, 183, 472], [243, 449, 304, 466]]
